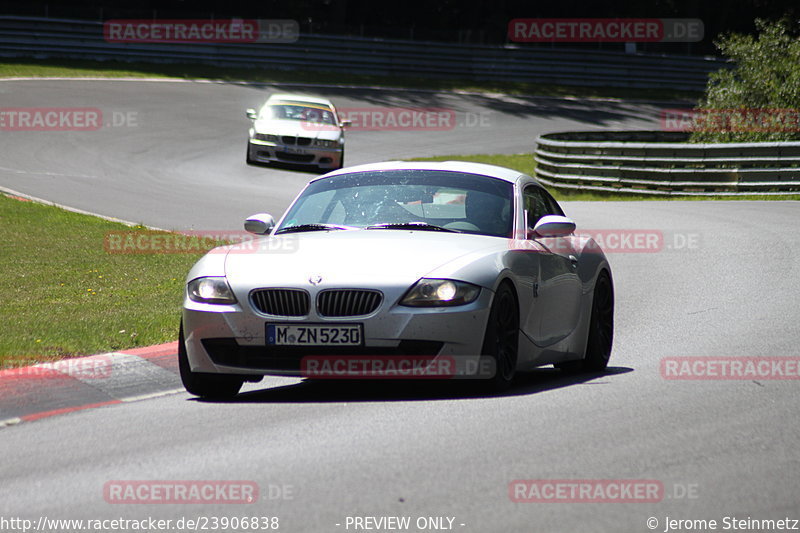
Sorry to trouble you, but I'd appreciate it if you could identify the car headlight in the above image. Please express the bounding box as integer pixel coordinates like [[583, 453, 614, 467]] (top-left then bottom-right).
[[400, 279, 481, 307], [312, 139, 339, 148], [188, 277, 237, 304], [254, 133, 278, 142]]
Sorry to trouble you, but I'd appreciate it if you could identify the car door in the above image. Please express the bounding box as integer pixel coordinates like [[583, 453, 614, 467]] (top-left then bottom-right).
[[523, 186, 583, 345]]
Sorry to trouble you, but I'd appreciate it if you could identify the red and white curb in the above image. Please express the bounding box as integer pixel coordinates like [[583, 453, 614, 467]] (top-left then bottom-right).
[[0, 342, 184, 428]]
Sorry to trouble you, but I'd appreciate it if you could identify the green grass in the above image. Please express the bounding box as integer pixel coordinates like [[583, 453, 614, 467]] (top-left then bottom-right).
[[0, 58, 700, 102], [0, 194, 205, 367], [410, 154, 800, 201]]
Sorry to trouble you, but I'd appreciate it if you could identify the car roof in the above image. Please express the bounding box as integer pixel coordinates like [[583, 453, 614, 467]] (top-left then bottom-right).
[[313, 160, 533, 185], [265, 93, 335, 107]]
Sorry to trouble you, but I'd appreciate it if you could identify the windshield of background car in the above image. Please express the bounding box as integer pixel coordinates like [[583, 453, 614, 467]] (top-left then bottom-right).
[[261, 102, 336, 125], [277, 170, 515, 237]]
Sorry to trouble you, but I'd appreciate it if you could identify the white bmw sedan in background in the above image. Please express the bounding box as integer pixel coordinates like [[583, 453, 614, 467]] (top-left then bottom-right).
[[180, 161, 614, 397], [246, 93, 348, 170]]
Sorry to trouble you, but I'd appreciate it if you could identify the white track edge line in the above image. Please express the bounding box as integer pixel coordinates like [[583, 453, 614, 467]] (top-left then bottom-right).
[[0, 185, 167, 230], [120, 388, 186, 403], [0, 417, 23, 428]]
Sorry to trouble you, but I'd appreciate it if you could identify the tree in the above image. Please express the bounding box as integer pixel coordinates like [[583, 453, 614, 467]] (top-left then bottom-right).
[[690, 18, 800, 142]]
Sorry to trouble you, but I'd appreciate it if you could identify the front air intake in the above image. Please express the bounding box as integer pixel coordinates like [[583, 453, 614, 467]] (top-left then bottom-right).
[[250, 289, 310, 317], [317, 289, 383, 317]]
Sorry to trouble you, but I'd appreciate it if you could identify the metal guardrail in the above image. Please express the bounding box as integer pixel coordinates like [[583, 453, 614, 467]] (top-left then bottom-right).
[[535, 131, 800, 196], [0, 15, 728, 91]]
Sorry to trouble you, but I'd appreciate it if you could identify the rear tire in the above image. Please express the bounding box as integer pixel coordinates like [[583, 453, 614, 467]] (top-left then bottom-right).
[[557, 270, 614, 373], [479, 282, 519, 391], [179, 321, 244, 399]]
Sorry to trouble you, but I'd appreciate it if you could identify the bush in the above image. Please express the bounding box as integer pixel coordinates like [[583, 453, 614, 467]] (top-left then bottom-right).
[[690, 18, 800, 143]]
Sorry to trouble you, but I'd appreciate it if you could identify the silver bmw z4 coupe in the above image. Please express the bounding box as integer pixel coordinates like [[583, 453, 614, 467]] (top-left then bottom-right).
[[180, 161, 614, 397]]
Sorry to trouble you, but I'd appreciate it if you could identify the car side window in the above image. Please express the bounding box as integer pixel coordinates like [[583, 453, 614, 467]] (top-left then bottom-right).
[[541, 189, 565, 217], [523, 186, 556, 229]]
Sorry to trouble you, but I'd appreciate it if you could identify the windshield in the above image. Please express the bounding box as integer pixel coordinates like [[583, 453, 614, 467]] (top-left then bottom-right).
[[260, 103, 336, 125], [276, 170, 514, 237]]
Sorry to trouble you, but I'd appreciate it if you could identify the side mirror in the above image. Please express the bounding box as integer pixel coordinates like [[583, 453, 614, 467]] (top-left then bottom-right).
[[244, 213, 275, 235], [246, 108, 258, 120], [339, 119, 352, 128], [530, 215, 576, 238]]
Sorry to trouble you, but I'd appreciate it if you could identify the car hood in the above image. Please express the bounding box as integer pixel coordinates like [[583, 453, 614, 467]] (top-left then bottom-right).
[[253, 118, 341, 140], [222, 230, 505, 289]]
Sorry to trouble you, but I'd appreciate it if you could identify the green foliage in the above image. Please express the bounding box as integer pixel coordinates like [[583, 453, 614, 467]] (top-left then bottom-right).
[[691, 18, 800, 143], [0, 194, 203, 365]]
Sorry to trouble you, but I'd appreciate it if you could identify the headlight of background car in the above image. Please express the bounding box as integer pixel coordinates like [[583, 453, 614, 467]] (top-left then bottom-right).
[[400, 279, 481, 307], [188, 277, 237, 304], [312, 139, 339, 148], [254, 133, 278, 142]]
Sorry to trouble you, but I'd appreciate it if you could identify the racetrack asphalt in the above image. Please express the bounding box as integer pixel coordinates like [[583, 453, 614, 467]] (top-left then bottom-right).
[[1, 78, 798, 532], [0, 78, 667, 230]]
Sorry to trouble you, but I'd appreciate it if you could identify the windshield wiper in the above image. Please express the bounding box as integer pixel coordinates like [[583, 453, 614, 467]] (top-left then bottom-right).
[[365, 222, 459, 233], [275, 223, 356, 235]]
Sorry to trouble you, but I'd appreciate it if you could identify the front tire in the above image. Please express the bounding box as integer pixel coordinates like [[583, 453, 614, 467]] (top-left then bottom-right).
[[557, 270, 614, 373], [179, 322, 244, 399], [480, 282, 519, 391], [336, 148, 345, 170]]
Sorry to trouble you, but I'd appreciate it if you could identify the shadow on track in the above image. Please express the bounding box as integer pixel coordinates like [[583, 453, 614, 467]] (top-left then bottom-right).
[[246, 159, 330, 175], [193, 366, 633, 404], [230, 82, 668, 126]]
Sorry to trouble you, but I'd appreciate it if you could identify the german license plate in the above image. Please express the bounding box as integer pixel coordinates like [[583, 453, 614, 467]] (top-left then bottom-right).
[[266, 323, 363, 346]]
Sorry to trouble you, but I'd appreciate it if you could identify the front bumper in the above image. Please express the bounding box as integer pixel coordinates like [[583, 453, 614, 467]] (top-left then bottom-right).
[[248, 140, 342, 169], [182, 287, 493, 377]]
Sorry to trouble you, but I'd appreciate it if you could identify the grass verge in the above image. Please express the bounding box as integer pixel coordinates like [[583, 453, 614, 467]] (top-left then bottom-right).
[[0, 193, 204, 367], [0, 58, 700, 102], [410, 154, 800, 201]]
